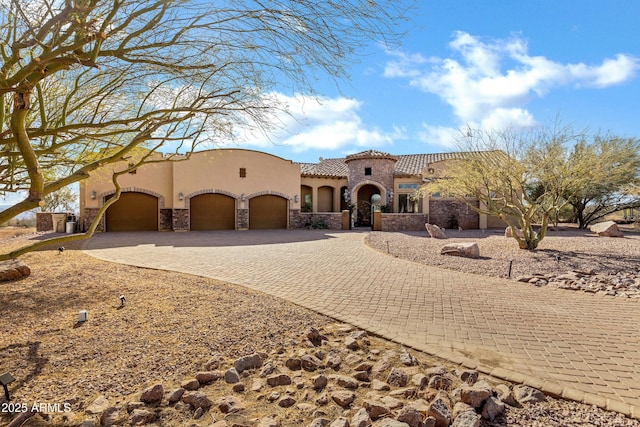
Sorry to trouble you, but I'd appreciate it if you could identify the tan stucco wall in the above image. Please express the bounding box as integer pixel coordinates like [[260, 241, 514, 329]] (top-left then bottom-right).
[[392, 177, 422, 213], [80, 152, 173, 217], [300, 177, 347, 212], [81, 149, 302, 214], [173, 150, 301, 210]]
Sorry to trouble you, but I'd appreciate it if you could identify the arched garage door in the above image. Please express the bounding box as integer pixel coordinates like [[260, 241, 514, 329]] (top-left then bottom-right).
[[190, 193, 236, 230], [249, 195, 287, 229], [106, 192, 158, 232]]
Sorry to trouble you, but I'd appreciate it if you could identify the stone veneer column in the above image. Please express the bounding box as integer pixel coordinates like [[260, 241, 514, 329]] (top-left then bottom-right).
[[172, 209, 189, 231], [237, 208, 248, 229], [160, 209, 173, 231], [83, 208, 105, 232], [36, 213, 53, 232]]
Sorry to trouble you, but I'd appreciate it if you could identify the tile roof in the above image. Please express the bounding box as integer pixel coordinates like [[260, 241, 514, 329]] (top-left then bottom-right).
[[298, 151, 497, 178], [344, 149, 398, 162], [298, 158, 349, 178], [394, 152, 464, 176]]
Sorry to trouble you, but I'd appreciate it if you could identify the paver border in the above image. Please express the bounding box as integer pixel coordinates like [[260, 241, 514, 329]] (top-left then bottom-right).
[[293, 296, 640, 420]]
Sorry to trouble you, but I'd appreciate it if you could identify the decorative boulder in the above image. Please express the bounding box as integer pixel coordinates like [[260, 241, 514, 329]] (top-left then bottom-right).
[[504, 226, 524, 238], [440, 242, 479, 258], [0, 260, 31, 281], [589, 221, 624, 237], [425, 223, 447, 239]]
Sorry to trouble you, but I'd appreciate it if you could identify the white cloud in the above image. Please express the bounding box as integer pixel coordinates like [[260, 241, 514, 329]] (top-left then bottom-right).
[[417, 124, 459, 148], [477, 108, 537, 131], [385, 31, 640, 132], [229, 93, 405, 152], [417, 108, 536, 150]]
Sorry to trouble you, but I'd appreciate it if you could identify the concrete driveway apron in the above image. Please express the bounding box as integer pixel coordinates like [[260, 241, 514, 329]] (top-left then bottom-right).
[[83, 230, 640, 418]]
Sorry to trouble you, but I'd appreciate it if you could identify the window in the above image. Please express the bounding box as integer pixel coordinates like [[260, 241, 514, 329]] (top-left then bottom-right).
[[398, 183, 419, 190], [239, 167, 246, 178], [399, 194, 421, 213], [364, 167, 372, 176]]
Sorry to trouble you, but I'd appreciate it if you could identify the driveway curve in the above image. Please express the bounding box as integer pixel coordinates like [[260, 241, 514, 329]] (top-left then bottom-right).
[[83, 230, 640, 418]]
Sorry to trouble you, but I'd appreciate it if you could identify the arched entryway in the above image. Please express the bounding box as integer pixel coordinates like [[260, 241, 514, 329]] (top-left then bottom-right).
[[190, 193, 236, 230], [355, 184, 381, 227], [105, 192, 158, 231], [249, 195, 288, 229]]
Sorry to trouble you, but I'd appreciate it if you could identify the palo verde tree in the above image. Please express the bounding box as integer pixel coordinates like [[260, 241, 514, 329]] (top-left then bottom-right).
[[0, 0, 413, 259], [566, 135, 640, 228], [420, 124, 601, 250]]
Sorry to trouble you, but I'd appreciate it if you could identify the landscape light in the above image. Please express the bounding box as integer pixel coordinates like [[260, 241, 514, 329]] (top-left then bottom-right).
[[78, 310, 88, 323], [0, 372, 15, 401]]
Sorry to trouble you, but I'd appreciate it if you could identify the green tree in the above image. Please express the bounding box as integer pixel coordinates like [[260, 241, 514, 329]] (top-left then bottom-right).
[[567, 136, 640, 228], [0, 0, 412, 259], [420, 124, 597, 250]]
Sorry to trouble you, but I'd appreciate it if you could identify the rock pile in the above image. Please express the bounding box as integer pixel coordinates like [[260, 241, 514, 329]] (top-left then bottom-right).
[[516, 269, 640, 298], [52, 325, 548, 427], [0, 259, 31, 281]]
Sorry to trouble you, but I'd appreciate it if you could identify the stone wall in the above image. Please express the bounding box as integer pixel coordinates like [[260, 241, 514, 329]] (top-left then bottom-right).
[[297, 212, 342, 229], [36, 212, 53, 232], [347, 157, 396, 200], [428, 199, 479, 229], [37, 212, 76, 232], [237, 208, 248, 229], [160, 209, 173, 231], [172, 209, 189, 231], [83, 208, 105, 232], [289, 209, 303, 229], [381, 213, 429, 232]]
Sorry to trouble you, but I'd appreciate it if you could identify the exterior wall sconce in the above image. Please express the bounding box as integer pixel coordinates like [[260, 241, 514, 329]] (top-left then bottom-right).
[[178, 192, 184, 201], [294, 194, 299, 203], [428, 167, 435, 174], [91, 190, 96, 200], [241, 193, 246, 201]]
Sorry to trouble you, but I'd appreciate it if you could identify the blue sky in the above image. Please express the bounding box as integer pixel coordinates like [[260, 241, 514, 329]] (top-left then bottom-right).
[[221, 0, 640, 163]]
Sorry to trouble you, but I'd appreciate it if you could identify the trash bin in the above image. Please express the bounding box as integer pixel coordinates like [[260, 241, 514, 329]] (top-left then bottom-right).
[[66, 221, 76, 234]]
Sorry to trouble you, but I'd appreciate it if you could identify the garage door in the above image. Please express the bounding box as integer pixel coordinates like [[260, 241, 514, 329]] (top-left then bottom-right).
[[249, 195, 287, 229], [190, 193, 236, 230], [106, 192, 158, 231]]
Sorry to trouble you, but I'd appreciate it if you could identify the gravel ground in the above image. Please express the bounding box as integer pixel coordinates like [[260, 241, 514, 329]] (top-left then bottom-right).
[[366, 225, 640, 281], [0, 232, 639, 426]]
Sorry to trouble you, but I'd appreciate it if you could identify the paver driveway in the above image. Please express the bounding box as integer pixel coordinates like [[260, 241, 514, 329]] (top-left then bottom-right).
[[83, 230, 640, 418]]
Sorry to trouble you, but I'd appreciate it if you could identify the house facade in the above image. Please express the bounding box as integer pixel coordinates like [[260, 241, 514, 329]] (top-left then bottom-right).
[[75, 148, 504, 232]]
